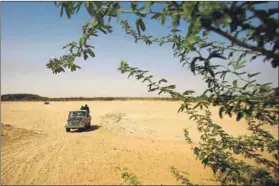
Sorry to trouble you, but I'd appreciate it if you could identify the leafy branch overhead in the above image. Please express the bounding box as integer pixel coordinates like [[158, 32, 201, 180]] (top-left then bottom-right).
[[47, 2, 279, 73], [49, 1, 279, 185]]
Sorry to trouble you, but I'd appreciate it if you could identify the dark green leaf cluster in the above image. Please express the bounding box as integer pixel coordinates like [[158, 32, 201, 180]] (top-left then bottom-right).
[[46, 55, 80, 74]]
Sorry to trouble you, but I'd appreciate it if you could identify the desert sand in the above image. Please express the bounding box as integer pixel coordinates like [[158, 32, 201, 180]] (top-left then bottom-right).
[[1, 101, 277, 185]]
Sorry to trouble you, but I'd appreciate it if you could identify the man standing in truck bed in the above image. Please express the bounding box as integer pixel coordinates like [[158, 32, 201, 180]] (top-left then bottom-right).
[[81, 104, 90, 115], [84, 104, 90, 115]]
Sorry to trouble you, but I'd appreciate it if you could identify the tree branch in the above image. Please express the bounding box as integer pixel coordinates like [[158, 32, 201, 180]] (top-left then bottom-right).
[[239, 1, 267, 8], [268, 8, 279, 16], [118, 9, 160, 15], [208, 26, 275, 60], [101, 2, 113, 17], [170, 1, 180, 12]]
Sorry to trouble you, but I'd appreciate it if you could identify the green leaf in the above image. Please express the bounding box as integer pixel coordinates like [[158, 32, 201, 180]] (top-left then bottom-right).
[[208, 68, 215, 77], [249, 80, 256, 84], [235, 60, 245, 70], [149, 87, 159, 92], [74, 2, 83, 13], [151, 13, 161, 19], [85, 2, 96, 18], [99, 28, 107, 34], [70, 63, 81, 72], [138, 19, 146, 32], [228, 51, 234, 58], [208, 51, 227, 60], [228, 60, 233, 66], [85, 48, 95, 58], [251, 55, 257, 61], [158, 90, 164, 95], [178, 104, 185, 113], [60, 3, 65, 17], [159, 79, 167, 84], [236, 112, 244, 121], [223, 15, 232, 24], [227, 110, 233, 117], [193, 103, 201, 109], [83, 52, 89, 60], [172, 14, 180, 27], [190, 61, 196, 74], [219, 107, 225, 118], [80, 36, 86, 45], [242, 83, 249, 90], [248, 72, 260, 78], [135, 18, 145, 36], [130, 2, 137, 10], [145, 2, 152, 10], [65, 3, 72, 19], [161, 13, 166, 25], [190, 57, 203, 73], [220, 71, 228, 80], [202, 158, 209, 168], [183, 90, 195, 95], [165, 85, 176, 90]]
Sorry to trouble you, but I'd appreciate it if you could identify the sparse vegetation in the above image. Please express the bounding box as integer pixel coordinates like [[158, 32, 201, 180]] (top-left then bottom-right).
[[48, 97, 182, 101], [1, 94, 185, 102], [1, 94, 49, 101], [121, 168, 142, 186], [170, 166, 194, 186]]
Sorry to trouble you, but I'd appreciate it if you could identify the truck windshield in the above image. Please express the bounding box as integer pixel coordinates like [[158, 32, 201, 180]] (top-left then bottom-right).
[[69, 111, 86, 118]]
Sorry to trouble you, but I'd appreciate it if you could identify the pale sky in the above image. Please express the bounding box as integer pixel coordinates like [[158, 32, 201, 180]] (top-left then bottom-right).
[[1, 2, 278, 98]]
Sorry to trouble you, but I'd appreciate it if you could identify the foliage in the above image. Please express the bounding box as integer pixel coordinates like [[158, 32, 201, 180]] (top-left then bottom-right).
[[48, 1, 279, 185], [119, 61, 278, 185], [1, 94, 49, 101], [121, 168, 142, 186], [170, 166, 195, 186]]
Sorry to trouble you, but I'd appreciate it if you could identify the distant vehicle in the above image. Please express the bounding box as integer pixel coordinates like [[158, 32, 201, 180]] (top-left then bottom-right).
[[44, 101, 50, 105], [65, 110, 91, 132]]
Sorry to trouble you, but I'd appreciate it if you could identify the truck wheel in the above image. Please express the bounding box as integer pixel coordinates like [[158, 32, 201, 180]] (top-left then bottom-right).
[[66, 128, 70, 132]]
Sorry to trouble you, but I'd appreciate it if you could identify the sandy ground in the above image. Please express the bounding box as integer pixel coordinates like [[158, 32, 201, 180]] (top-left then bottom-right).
[[1, 101, 277, 185]]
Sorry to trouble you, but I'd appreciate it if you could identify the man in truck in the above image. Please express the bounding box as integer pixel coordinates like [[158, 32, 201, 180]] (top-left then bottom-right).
[[84, 104, 90, 115], [80, 104, 90, 115]]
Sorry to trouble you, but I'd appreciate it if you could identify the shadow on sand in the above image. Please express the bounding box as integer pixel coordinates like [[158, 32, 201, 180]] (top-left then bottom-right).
[[70, 125, 102, 133]]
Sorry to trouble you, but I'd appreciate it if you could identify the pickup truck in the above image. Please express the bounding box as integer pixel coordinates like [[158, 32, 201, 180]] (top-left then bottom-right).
[[65, 110, 91, 132]]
